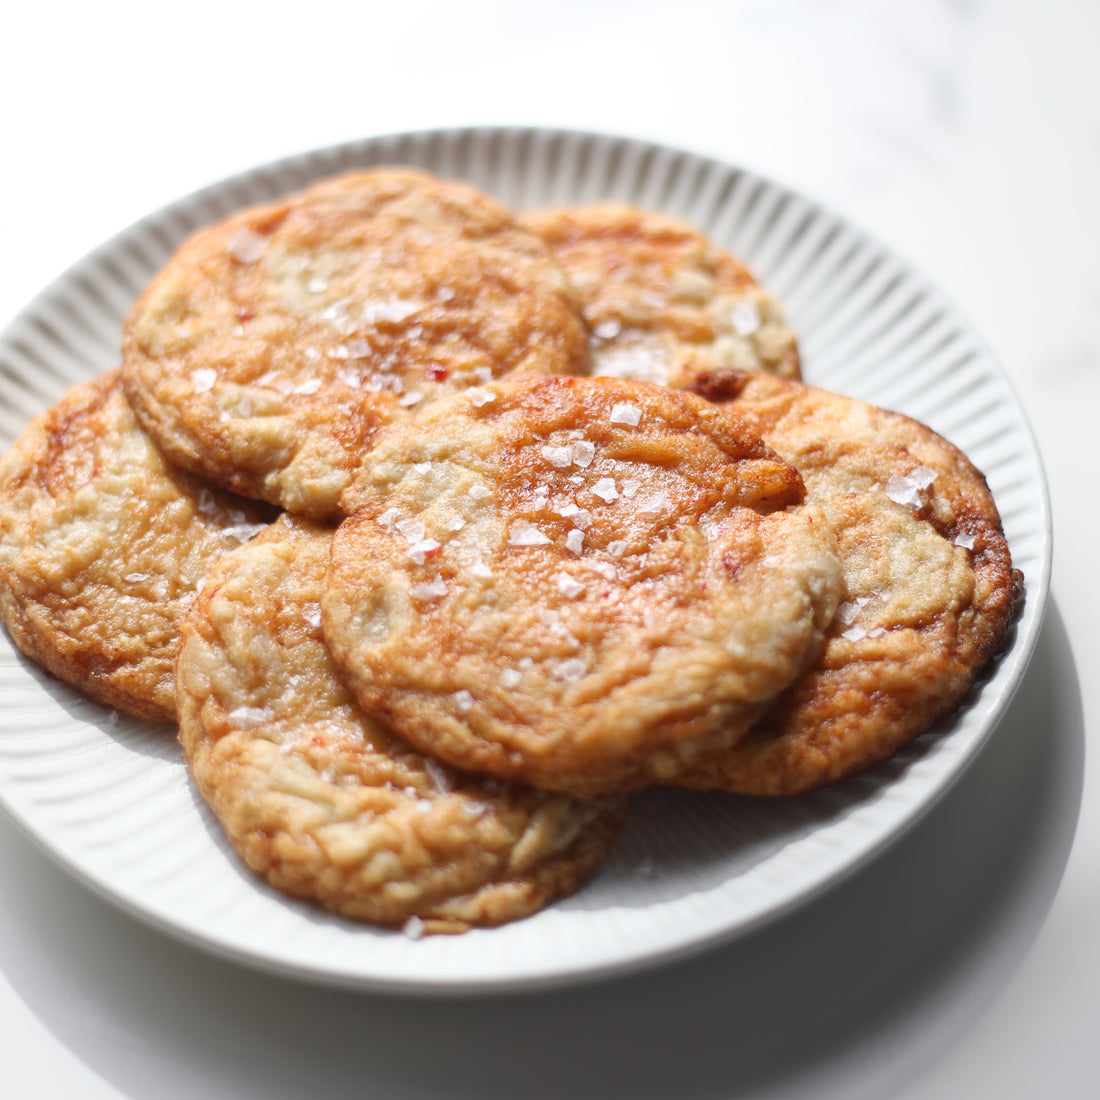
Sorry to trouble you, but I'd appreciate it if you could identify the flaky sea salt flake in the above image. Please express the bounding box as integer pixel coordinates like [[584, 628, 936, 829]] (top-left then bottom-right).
[[190, 368, 217, 394], [556, 573, 586, 598], [362, 298, 422, 326], [553, 658, 587, 682], [585, 560, 617, 581], [592, 477, 619, 503], [884, 477, 919, 507], [407, 538, 441, 564], [508, 521, 552, 547], [571, 440, 596, 468], [222, 522, 269, 543], [226, 227, 268, 264], [228, 705, 274, 730], [451, 689, 475, 713], [377, 508, 402, 532], [539, 609, 580, 647], [540, 445, 573, 468], [885, 465, 937, 507], [729, 299, 761, 337], [610, 403, 642, 427], [637, 491, 669, 516], [467, 387, 496, 407], [836, 597, 870, 626], [410, 573, 447, 600], [395, 518, 426, 543]]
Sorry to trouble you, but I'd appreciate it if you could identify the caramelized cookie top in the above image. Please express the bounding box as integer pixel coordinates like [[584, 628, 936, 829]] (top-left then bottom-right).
[[123, 169, 589, 518], [677, 371, 1023, 795], [0, 371, 275, 720], [176, 515, 626, 932], [325, 375, 842, 796], [522, 204, 800, 388]]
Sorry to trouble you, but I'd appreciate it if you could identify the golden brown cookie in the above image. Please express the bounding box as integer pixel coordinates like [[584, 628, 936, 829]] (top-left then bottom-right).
[[0, 371, 276, 721], [521, 204, 800, 388], [122, 168, 590, 518], [324, 375, 843, 796], [176, 514, 626, 933], [677, 370, 1023, 795]]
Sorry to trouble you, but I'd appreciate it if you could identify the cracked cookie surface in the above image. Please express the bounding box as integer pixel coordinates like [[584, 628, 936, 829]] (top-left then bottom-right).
[[325, 375, 842, 796], [522, 204, 800, 389], [123, 169, 589, 518], [678, 371, 1023, 795], [0, 371, 274, 720], [176, 514, 626, 932]]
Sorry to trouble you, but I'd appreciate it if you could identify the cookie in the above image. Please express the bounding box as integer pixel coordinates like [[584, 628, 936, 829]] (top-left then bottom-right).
[[122, 168, 590, 518], [521, 204, 800, 388], [176, 514, 626, 932], [678, 370, 1023, 795], [325, 375, 843, 796], [0, 371, 275, 721]]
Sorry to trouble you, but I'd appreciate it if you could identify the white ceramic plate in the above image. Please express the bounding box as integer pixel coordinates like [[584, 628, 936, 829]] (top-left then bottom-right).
[[0, 128, 1051, 993]]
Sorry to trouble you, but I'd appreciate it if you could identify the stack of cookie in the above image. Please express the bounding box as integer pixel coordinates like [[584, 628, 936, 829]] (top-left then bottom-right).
[[0, 169, 1021, 935]]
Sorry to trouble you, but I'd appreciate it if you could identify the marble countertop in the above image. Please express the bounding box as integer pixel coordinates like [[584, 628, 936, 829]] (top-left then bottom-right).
[[1, 2, 1096, 1096]]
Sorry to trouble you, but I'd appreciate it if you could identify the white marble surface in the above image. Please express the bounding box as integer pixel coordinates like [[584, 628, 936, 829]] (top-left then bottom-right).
[[1, 1, 1096, 1095]]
